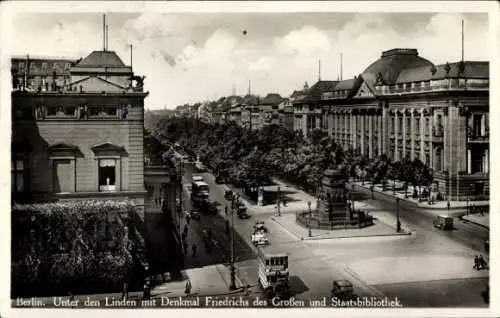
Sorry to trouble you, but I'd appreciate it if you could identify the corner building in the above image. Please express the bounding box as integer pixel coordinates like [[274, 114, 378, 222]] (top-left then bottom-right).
[[293, 49, 489, 201], [11, 50, 149, 215]]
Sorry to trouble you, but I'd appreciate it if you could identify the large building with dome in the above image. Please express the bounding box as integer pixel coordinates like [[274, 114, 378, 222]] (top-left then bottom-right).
[[292, 48, 489, 201]]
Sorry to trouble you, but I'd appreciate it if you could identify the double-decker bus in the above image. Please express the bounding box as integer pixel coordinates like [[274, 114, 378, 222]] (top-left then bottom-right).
[[191, 181, 210, 207], [257, 246, 290, 299]]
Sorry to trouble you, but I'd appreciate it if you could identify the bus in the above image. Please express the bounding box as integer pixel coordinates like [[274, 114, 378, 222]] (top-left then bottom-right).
[[256, 246, 290, 299], [192, 181, 209, 195]]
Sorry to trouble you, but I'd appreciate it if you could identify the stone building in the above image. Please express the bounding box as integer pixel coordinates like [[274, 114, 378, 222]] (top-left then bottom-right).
[[11, 50, 150, 215], [292, 48, 489, 201]]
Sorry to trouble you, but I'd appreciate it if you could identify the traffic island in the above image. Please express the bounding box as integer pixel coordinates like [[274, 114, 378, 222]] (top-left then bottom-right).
[[271, 213, 410, 241]]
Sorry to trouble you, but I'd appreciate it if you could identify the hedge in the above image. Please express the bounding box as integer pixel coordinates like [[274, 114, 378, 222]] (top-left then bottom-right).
[[11, 200, 139, 297]]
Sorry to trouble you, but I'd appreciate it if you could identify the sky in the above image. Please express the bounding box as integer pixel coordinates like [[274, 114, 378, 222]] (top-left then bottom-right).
[[4, 8, 491, 110]]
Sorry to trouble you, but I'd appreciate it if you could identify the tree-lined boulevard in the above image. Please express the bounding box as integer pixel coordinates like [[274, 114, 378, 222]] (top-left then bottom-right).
[[142, 116, 489, 307]]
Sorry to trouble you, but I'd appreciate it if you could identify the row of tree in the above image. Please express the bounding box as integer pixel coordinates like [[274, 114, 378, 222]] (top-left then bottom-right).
[[148, 116, 433, 198]]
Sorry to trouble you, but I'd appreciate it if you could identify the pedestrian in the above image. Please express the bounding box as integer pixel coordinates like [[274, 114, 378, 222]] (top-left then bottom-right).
[[185, 279, 192, 295], [192, 244, 197, 258], [473, 255, 479, 270], [143, 278, 151, 300], [479, 255, 488, 269]]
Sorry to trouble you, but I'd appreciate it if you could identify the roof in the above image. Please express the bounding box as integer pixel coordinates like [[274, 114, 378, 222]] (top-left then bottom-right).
[[362, 48, 434, 86], [396, 61, 489, 83], [301, 80, 337, 102], [262, 93, 283, 106], [332, 78, 358, 91], [242, 94, 260, 105], [76, 50, 126, 68]]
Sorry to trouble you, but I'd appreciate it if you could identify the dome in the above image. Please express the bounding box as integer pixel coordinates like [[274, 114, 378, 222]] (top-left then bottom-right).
[[362, 49, 434, 85]]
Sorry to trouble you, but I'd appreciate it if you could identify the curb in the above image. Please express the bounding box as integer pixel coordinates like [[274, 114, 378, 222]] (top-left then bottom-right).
[[270, 216, 411, 241], [352, 183, 489, 212], [343, 266, 385, 298], [459, 216, 490, 230]]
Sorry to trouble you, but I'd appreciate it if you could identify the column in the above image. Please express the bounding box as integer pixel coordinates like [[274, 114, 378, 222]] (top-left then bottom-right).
[[480, 114, 486, 135], [410, 109, 416, 159], [429, 109, 434, 170], [344, 113, 349, 149], [420, 110, 425, 162], [402, 110, 407, 157], [382, 102, 388, 156], [368, 112, 374, 158], [350, 111, 354, 149], [334, 112, 338, 140], [377, 113, 382, 157], [484, 149, 489, 173], [443, 107, 449, 173], [467, 148, 471, 173], [360, 111, 365, 155], [394, 110, 399, 161]]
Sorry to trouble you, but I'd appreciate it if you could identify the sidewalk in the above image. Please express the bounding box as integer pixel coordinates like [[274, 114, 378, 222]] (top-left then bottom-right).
[[151, 265, 244, 298], [220, 182, 318, 215], [270, 212, 410, 241], [461, 213, 490, 229], [353, 181, 489, 213]]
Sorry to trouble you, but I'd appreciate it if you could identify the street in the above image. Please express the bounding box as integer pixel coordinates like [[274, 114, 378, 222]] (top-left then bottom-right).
[[171, 160, 489, 307]]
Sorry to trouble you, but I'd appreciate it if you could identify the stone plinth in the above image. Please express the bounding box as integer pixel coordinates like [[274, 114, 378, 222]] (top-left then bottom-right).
[[296, 169, 374, 230]]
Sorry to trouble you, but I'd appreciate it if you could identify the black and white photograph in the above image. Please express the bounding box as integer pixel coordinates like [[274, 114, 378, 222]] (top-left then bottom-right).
[[2, 1, 498, 316]]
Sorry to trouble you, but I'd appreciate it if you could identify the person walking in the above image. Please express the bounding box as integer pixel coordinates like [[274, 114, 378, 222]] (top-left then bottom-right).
[[185, 279, 192, 295], [473, 255, 479, 270], [192, 243, 197, 258], [479, 255, 488, 269]]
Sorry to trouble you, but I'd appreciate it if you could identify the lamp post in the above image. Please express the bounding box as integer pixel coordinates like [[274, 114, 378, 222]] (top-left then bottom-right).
[[396, 198, 401, 232], [229, 194, 237, 290], [307, 200, 312, 237], [276, 186, 281, 217], [178, 159, 184, 240], [370, 184, 374, 200]]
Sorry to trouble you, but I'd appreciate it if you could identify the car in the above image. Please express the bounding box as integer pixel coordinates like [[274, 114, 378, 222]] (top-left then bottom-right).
[[224, 190, 234, 200], [331, 280, 356, 300], [237, 211, 250, 219], [184, 210, 200, 220], [215, 175, 225, 184]]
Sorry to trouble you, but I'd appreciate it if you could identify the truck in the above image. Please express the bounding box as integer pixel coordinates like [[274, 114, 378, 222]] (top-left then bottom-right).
[[257, 246, 290, 300], [251, 221, 270, 246]]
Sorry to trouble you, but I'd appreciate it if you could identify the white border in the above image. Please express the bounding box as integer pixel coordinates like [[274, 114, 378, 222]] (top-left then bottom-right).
[[1, 1, 498, 318]]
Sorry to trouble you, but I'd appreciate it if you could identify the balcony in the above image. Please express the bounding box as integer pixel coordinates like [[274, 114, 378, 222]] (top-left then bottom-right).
[[468, 131, 489, 143]]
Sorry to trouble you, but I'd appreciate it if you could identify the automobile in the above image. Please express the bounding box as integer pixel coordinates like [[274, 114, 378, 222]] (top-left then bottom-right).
[[206, 202, 219, 215], [253, 220, 266, 231], [224, 190, 234, 200], [189, 210, 201, 220], [215, 175, 225, 184], [331, 280, 356, 300], [237, 210, 250, 219], [433, 215, 453, 231]]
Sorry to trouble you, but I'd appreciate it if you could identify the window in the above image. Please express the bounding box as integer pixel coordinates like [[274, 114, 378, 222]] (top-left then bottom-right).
[[30, 62, 36, 71], [425, 153, 430, 165], [11, 159, 25, 193], [42, 62, 48, 70], [64, 106, 76, 116], [89, 107, 100, 116], [99, 159, 117, 191], [53, 63, 58, 70], [103, 107, 117, 116], [47, 106, 58, 116], [65, 63, 71, 70], [19, 62, 25, 69], [52, 159, 74, 193]]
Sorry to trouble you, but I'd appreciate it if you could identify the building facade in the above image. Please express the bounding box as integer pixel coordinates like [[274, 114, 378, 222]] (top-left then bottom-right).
[[293, 48, 489, 201], [12, 50, 150, 214]]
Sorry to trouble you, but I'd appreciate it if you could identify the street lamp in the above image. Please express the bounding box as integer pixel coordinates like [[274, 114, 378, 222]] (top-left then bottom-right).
[[307, 200, 312, 237], [229, 194, 237, 290], [396, 198, 401, 232]]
